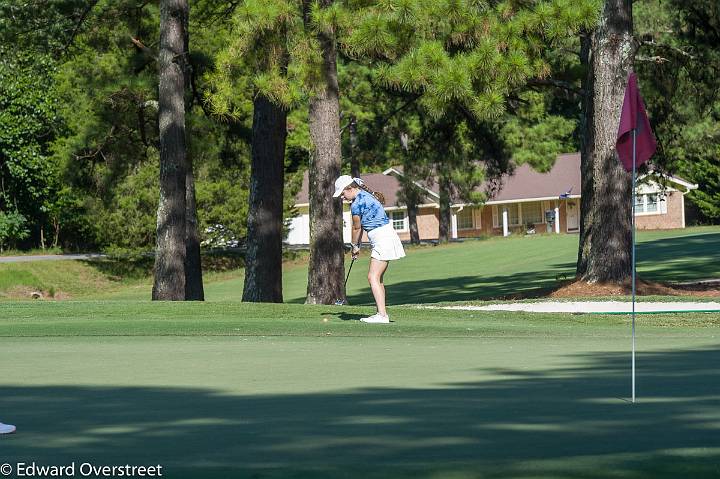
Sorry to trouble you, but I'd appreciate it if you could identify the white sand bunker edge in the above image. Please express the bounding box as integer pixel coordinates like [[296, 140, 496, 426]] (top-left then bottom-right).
[[428, 301, 720, 314]]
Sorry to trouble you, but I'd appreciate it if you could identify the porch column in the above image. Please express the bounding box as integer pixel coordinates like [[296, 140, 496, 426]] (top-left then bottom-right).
[[681, 193, 686, 228], [502, 208, 509, 237], [451, 210, 458, 239], [554, 202, 560, 234]]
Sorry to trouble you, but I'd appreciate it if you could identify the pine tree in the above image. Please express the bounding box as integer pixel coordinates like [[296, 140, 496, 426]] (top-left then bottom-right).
[[343, 0, 599, 241], [634, 0, 720, 223], [303, 0, 347, 304], [184, 6, 204, 301], [397, 132, 426, 245], [209, 0, 352, 304], [153, 0, 190, 301], [346, 0, 598, 122], [576, 0, 635, 283], [208, 0, 301, 303]]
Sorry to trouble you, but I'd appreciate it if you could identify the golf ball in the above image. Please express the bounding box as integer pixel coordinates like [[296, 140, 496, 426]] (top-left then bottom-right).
[[322, 318, 329, 323]]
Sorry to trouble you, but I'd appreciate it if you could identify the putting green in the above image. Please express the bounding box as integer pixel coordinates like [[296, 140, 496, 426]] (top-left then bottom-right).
[[0, 302, 718, 478]]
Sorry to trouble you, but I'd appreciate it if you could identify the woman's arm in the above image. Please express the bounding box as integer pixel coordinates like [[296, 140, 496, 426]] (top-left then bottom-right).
[[351, 215, 362, 258]]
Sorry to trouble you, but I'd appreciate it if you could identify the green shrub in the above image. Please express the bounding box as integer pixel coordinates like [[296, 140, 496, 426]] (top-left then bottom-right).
[[0, 210, 30, 252]]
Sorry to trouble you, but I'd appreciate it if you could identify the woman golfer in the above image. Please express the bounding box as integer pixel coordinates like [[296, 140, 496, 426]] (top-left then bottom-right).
[[333, 175, 405, 323]]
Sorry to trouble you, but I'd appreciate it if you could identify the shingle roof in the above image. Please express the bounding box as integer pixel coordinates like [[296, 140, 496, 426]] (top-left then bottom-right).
[[295, 152, 693, 207], [487, 152, 581, 202], [294, 172, 433, 208], [295, 154, 581, 207], [381, 154, 581, 203]]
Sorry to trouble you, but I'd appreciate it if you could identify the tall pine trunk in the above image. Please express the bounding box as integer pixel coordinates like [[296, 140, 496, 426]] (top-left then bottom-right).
[[400, 147, 421, 245], [438, 167, 451, 244], [153, 0, 188, 300], [407, 201, 420, 244], [400, 178, 422, 245], [576, 0, 634, 283], [185, 158, 204, 300], [305, 0, 345, 305], [242, 95, 287, 303], [183, 6, 204, 301], [349, 116, 359, 178]]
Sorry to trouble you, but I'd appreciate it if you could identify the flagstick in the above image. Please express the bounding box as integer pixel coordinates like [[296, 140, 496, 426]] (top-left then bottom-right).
[[631, 128, 637, 404]]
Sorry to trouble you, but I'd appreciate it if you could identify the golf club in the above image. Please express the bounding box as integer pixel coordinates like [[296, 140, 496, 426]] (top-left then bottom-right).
[[334, 257, 356, 305]]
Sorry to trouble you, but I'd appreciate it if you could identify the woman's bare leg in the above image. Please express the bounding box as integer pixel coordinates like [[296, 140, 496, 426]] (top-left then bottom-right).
[[368, 258, 389, 316]]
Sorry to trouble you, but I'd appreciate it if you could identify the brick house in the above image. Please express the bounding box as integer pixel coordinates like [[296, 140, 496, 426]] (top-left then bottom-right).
[[287, 153, 698, 245]]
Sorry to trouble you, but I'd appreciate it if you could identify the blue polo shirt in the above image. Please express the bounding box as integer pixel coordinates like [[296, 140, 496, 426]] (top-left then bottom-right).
[[351, 190, 389, 231]]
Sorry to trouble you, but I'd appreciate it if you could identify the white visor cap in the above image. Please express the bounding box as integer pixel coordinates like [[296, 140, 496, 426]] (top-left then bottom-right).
[[333, 175, 355, 198]]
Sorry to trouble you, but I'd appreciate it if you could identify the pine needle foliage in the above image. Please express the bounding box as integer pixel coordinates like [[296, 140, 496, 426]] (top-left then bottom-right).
[[206, 0, 357, 116], [345, 0, 601, 120]]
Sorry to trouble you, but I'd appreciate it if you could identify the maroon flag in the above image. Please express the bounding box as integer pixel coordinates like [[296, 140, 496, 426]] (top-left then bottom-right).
[[616, 73, 657, 172]]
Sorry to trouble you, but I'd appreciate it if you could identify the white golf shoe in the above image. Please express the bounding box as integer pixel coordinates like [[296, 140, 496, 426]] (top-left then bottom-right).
[[360, 313, 390, 324], [0, 423, 16, 434]]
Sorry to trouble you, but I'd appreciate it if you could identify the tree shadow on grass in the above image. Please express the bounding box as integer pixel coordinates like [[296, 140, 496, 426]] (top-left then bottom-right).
[[636, 232, 720, 281], [338, 232, 720, 305], [349, 269, 574, 305], [1, 347, 718, 478], [319, 311, 365, 321]]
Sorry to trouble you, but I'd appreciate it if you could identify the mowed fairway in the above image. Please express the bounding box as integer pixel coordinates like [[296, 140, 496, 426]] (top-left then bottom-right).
[[80, 227, 719, 303], [1, 302, 719, 478]]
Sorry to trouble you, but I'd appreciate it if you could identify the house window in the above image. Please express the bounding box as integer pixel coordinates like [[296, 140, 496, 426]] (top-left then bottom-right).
[[493, 204, 520, 226], [523, 202, 543, 224], [635, 194, 661, 214], [646, 194, 659, 213], [457, 208, 474, 230], [391, 211, 406, 231], [507, 204, 520, 226]]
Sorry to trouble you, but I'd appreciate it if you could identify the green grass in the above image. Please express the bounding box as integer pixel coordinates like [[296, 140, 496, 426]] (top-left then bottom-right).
[[1, 230, 717, 477], [1, 226, 718, 304], [2, 300, 719, 337], [80, 226, 720, 304], [0, 301, 718, 478], [0, 246, 63, 256], [0, 268, 43, 290], [206, 226, 720, 304]]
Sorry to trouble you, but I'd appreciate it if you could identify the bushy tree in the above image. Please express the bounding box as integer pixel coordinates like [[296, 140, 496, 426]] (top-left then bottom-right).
[[634, 0, 720, 223], [0, 51, 64, 248], [502, 91, 577, 172], [343, 0, 597, 242], [0, 210, 30, 252], [209, 0, 354, 304]]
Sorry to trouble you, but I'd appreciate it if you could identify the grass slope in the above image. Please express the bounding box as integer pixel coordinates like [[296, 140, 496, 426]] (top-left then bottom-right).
[[106, 226, 720, 304], [1, 227, 718, 304]]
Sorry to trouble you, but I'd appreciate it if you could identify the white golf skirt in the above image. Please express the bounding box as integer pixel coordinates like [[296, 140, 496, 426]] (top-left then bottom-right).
[[367, 223, 406, 261]]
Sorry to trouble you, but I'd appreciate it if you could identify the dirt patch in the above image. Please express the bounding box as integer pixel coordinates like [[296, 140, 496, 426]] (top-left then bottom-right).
[[550, 278, 720, 298], [1, 286, 71, 300]]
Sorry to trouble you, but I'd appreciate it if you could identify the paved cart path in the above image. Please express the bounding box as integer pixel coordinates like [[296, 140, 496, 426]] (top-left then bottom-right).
[[0, 253, 106, 263]]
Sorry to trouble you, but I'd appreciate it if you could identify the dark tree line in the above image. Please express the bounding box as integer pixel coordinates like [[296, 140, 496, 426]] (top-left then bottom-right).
[[3, 0, 718, 303]]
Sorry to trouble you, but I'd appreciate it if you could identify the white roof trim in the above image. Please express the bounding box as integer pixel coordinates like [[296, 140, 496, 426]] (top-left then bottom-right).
[[643, 172, 698, 191], [297, 167, 697, 209], [484, 195, 581, 205], [384, 197, 582, 210], [359, 203, 441, 212], [382, 167, 441, 199]]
